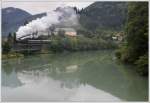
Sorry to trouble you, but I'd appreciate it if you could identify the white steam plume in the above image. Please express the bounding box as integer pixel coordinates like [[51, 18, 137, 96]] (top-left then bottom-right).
[[16, 6, 79, 39]]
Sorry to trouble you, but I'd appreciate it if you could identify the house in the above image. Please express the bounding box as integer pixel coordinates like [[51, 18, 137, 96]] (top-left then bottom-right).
[[54, 28, 77, 37], [112, 32, 124, 41]]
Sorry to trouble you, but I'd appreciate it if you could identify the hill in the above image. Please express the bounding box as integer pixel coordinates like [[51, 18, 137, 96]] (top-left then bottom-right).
[[79, 2, 127, 31], [2, 7, 46, 37]]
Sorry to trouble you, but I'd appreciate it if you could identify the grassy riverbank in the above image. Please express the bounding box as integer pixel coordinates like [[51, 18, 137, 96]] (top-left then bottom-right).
[[2, 52, 24, 60]]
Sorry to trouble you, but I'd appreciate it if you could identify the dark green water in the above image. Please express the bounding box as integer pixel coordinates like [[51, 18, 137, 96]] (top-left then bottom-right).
[[2, 50, 148, 101]]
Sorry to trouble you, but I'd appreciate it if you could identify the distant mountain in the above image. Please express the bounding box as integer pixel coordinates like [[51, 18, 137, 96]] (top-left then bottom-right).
[[2, 7, 46, 37], [79, 2, 127, 31], [2, 7, 31, 36], [24, 12, 46, 23]]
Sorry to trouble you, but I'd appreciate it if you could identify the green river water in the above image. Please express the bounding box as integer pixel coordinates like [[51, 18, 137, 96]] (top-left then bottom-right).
[[2, 50, 148, 101]]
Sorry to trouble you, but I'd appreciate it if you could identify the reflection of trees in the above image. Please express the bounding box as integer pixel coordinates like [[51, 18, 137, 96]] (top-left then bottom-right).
[[77, 61, 148, 101], [114, 63, 148, 101], [2, 63, 13, 75], [2, 69, 23, 88]]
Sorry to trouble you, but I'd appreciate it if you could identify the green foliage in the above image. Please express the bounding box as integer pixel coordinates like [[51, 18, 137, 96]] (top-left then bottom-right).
[[77, 29, 93, 38], [7, 32, 13, 46], [115, 43, 133, 63], [2, 41, 11, 54], [49, 35, 117, 52], [79, 2, 127, 31], [50, 36, 64, 52], [2, 52, 24, 59], [77, 27, 120, 42], [13, 32, 16, 42], [135, 54, 148, 76], [2, 32, 16, 54], [58, 30, 65, 37], [125, 2, 148, 61], [116, 2, 148, 76], [95, 29, 115, 39]]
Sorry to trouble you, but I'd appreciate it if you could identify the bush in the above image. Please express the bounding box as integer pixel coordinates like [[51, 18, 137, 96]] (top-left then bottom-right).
[[2, 41, 11, 54], [116, 44, 148, 76], [49, 35, 116, 52], [135, 54, 148, 76], [115, 44, 130, 62], [50, 36, 64, 52], [115, 49, 122, 59]]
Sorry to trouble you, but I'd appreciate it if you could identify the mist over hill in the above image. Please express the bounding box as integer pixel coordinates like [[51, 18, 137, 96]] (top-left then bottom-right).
[[2, 2, 127, 37]]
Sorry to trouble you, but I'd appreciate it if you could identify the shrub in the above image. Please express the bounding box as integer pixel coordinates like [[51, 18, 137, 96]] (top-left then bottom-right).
[[135, 54, 148, 76], [49, 35, 116, 52], [115, 49, 122, 59], [2, 41, 11, 54]]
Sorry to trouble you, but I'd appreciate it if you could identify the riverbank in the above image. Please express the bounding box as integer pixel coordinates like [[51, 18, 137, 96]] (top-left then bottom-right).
[[2, 52, 24, 60]]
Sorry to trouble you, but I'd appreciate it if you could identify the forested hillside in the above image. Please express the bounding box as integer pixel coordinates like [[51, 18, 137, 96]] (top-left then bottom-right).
[[79, 2, 127, 31]]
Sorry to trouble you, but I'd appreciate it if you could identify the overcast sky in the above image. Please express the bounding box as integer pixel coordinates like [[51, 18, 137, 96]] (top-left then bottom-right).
[[2, 1, 94, 14]]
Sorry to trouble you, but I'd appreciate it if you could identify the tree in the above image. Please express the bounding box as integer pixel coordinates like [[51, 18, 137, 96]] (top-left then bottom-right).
[[24, 20, 28, 25], [73, 7, 78, 13], [13, 32, 16, 43], [125, 2, 148, 62], [7, 32, 13, 47], [2, 41, 11, 54], [49, 24, 55, 36], [58, 30, 65, 37], [116, 2, 148, 76]]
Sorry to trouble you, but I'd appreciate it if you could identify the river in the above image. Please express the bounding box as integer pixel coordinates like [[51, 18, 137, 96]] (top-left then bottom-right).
[[1, 50, 148, 101]]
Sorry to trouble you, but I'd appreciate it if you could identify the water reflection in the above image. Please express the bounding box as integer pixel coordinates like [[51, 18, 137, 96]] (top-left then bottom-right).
[[2, 51, 148, 101], [2, 69, 23, 88], [2, 70, 120, 101]]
